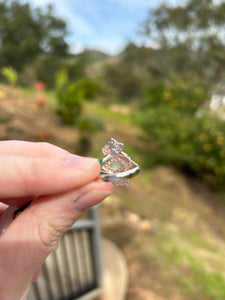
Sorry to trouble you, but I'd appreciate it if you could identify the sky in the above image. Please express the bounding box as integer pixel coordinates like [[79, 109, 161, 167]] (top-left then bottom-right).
[[19, 0, 181, 55]]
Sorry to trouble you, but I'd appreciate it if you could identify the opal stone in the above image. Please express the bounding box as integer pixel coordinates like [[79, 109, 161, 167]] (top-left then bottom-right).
[[110, 161, 122, 170]]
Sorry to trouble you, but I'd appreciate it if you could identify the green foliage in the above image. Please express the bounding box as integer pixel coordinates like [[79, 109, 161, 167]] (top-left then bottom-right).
[[55, 66, 69, 90], [104, 43, 148, 101], [56, 82, 83, 125], [76, 116, 103, 134], [105, 61, 143, 100], [140, 0, 225, 86], [55, 68, 101, 125], [129, 0, 225, 189], [55, 67, 103, 155], [143, 80, 207, 114], [0, 0, 68, 72], [74, 78, 101, 100], [1, 66, 18, 85], [139, 79, 225, 187]]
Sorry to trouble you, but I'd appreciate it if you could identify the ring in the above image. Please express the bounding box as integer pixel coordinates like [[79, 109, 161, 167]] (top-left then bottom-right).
[[100, 138, 140, 186]]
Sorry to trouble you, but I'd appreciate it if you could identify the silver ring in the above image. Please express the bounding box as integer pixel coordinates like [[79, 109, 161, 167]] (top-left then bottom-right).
[[100, 138, 140, 186]]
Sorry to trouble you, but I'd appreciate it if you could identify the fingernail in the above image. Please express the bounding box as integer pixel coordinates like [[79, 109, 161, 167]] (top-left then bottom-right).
[[75, 190, 112, 212], [67, 154, 99, 170]]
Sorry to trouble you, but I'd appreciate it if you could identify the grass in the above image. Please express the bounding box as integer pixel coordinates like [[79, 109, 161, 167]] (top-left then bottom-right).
[[86, 102, 133, 123], [176, 250, 225, 300], [186, 232, 221, 253], [141, 223, 225, 300]]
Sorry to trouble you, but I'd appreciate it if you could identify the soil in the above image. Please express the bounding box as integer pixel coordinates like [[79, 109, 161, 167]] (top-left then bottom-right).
[[0, 84, 225, 300], [0, 85, 78, 152]]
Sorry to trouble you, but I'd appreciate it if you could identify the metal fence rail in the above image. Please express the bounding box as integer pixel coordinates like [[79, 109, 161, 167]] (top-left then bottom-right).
[[28, 207, 102, 300]]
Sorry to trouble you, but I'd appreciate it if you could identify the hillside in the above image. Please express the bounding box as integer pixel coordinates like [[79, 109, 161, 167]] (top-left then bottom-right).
[[0, 84, 225, 300]]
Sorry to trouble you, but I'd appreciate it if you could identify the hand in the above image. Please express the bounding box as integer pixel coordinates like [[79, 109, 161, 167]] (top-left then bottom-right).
[[0, 141, 113, 300]]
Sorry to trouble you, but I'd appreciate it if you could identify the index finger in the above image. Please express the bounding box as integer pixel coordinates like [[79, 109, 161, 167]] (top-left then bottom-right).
[[0, 154, 100, 200], [0, 141, 69, 159]]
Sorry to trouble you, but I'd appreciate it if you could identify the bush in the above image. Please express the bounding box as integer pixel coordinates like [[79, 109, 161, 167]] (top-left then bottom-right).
[[1, 67, 18, 86], [74, 78, 101, 100], [138, 79, 225, 188], [55, 67, 101, 124], [55, 68, 103, 154], [142, 80, 207, 113], [56, 82, 83, 124]]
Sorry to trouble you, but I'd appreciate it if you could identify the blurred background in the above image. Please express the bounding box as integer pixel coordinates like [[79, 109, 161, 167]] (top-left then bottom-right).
[[0, 0, 225, 299]]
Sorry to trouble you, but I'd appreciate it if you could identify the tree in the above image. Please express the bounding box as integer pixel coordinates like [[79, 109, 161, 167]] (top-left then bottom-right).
[[104, 43, 149, 101], [140, 0, 225, 86], [136, 0, 225, 188], [0, 0, 68, 71]]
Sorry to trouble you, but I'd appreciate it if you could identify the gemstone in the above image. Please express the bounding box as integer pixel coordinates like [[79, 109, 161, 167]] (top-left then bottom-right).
[[110, 161, 122, 170]]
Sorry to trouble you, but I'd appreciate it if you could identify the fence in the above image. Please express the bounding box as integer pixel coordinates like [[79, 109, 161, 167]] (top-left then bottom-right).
[[28, 206, 103, 300]]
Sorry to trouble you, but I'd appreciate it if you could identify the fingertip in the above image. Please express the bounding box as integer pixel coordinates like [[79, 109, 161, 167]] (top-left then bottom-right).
[[74, 179, 113, 212]]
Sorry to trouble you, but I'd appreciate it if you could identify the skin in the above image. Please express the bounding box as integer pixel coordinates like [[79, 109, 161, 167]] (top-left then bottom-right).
[[0, 141, 113, 300]]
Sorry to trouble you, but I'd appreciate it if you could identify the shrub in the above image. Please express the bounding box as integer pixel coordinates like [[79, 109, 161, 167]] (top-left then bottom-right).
[[55, 68, 101, 124], [142, 80, 207, 113], [138, 79, 225, 188], [1, 67, 18, 86], [56, 82, 83, 124]]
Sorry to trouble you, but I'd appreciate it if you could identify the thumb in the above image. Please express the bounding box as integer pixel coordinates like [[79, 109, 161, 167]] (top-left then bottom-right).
[[0, 180, 112, 300]]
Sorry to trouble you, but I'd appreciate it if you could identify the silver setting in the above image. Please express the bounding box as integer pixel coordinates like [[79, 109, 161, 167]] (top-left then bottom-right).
[[100, 138, 140, 186]]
